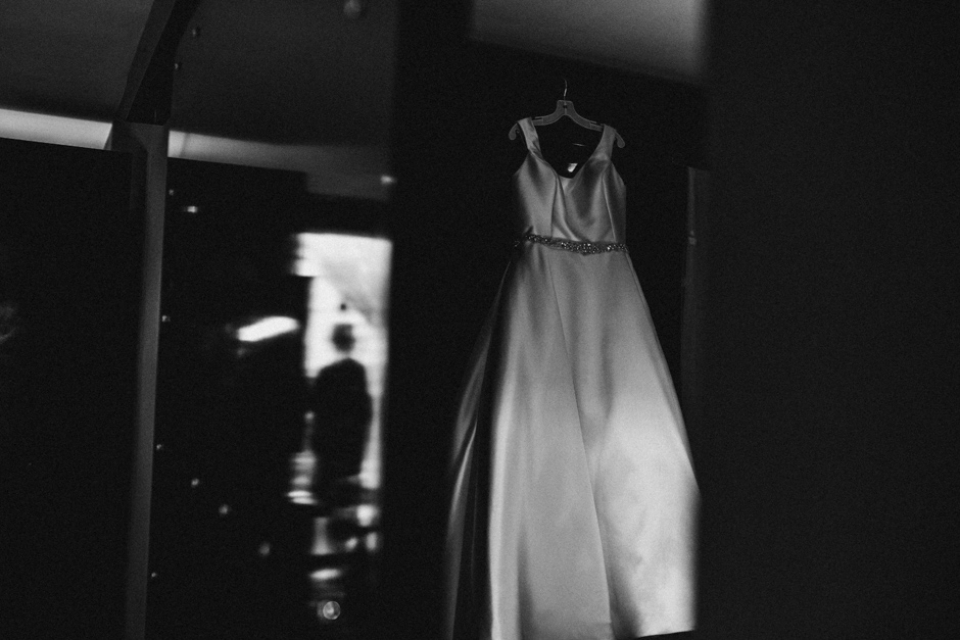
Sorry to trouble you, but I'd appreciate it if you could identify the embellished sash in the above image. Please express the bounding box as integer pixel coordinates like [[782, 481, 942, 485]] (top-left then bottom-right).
[[514, 232, 628, 255]]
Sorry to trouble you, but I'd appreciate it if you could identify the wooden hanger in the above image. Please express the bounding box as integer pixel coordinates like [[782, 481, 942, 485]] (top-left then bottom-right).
[[509, 79, 625, 148]]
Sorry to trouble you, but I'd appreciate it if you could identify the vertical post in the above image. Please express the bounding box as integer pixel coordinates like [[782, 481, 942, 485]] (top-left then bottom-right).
[[681, 168, 708, 439], [106, 121, 168, 640]]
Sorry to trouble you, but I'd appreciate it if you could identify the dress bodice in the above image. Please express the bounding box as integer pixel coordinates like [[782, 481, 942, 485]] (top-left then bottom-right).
[[514, 117, 626, 243]]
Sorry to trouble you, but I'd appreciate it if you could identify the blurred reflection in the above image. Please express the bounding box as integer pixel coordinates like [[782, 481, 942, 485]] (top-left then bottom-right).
[[288, 233, 391, 635], [235, 315, 300, 343], [149, 167, 391, 639]]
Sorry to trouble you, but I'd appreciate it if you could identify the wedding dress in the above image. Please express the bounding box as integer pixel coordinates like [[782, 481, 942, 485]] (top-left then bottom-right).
[[444, 117, 699, 640]]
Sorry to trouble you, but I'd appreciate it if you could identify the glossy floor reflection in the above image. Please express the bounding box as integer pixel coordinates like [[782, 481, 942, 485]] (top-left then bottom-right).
[[287, 425, 381, 636]]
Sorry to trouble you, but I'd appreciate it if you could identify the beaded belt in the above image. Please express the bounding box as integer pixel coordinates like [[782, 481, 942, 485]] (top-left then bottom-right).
[[513, 232, 628, 255]]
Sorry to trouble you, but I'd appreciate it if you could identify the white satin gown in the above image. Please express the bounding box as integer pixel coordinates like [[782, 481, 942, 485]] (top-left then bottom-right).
[[445, 118, 699, 640]]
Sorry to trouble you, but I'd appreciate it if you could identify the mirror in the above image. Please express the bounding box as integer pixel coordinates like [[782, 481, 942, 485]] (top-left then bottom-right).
[[148, 160, 391, 637], [145, 1, 397, 637]]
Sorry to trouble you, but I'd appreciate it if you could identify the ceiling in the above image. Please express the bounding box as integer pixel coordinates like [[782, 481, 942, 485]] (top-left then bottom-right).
[[0, 0, 705, 196], [169, 0, 397, 147], [0, 0, 153, 121], [472, 0, 705, 82]]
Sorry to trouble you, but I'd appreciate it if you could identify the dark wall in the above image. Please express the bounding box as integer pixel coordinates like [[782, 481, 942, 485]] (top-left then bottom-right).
[[1, 139, 140, 639], [381, 4, 707, 638], [698, 3, 959, 639]]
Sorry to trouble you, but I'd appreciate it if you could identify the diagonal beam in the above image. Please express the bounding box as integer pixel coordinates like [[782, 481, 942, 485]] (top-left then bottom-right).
[[115, 0, 202, 124], [108, 5, 201, 640]]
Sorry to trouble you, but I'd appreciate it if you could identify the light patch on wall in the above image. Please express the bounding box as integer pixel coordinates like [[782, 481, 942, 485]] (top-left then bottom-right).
[[0, 108, 111, 148], [0, 110, 392, 200], [169, 131, 393, 200]]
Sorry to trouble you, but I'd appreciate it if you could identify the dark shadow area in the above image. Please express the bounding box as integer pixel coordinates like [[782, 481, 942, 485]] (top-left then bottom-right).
[[1, 138, 141, 640], [694, 3, 960, 639]]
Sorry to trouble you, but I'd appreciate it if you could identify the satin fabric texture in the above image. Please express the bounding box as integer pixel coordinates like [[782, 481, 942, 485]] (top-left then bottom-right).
[[445, 118, 699, 640]]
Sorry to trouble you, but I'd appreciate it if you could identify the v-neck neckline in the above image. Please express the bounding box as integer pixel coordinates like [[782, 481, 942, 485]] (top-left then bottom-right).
[[525, 117, 608, 183]]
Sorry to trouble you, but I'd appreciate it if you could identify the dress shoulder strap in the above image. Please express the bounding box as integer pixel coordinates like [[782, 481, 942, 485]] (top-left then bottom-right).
[[516, 118, 540, 153], [596, 124, 617, 159]]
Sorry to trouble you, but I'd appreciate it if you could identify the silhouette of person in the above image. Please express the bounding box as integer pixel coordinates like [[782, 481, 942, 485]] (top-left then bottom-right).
[[310, 323, 372, 509]]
